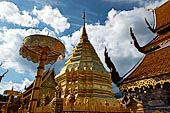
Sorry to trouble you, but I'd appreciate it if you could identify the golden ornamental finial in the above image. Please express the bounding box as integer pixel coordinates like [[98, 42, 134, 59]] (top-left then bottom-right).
[[152, 110, 164, 113], [83, 10, 85, 26], [81, 10, 87, 38]]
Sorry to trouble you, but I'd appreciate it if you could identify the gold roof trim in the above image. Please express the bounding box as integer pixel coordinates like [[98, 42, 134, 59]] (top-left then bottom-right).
[[119, 74, 170, 92]]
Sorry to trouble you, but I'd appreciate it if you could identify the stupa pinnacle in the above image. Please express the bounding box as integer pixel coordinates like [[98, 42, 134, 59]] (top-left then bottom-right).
[[81, 10, 87, 38]]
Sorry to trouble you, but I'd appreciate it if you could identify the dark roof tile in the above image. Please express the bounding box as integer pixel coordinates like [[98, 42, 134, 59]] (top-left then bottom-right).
[[122, 45, 170, 84], [155, 1, 170, 31]]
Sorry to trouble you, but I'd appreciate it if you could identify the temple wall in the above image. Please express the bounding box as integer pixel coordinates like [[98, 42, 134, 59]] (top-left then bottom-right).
[[62, 97, 129, 112], [137, 84, 170, 113]]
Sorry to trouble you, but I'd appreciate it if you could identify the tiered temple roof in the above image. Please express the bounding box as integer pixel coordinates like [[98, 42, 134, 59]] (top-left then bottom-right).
[[129, 1, 170, 54], [21, 68, 56, 107], [119, 1, 170, 92], [154, 1, 170, 33], [121, 46, 170, 84]]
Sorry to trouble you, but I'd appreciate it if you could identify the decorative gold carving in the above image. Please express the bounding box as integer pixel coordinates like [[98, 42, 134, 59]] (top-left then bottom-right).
[[56, 83, 62, 98], [1, 104, 7, 113], [40, 94, 46, 107], [152, 110, 164, 113], [20, 34, 65, 65], [120, 74, 170, 92]]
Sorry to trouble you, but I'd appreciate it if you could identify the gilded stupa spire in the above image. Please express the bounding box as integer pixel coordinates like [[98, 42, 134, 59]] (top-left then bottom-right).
[[81, 10, 87, 39], [55, 11, 117, 112]]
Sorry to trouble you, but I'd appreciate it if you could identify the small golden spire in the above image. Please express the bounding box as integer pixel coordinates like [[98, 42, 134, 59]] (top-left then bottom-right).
[[81, 10, 87, 38], [83, 10, 85, 27]]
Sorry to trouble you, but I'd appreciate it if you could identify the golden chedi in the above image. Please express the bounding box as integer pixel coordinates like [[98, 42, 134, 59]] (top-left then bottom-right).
[[55, 11, 121, 112]]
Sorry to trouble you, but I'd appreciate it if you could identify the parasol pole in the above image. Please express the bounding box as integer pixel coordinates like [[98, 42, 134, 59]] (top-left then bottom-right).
[[28, 48, 48, 113]]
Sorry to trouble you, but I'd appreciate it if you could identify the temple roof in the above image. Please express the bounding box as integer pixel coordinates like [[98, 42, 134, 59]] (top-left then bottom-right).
[[120, 45, 170, 84], [147, 32, 170, 45], [25, 68, 56, 91], [142, 31, 170, 52], [154, 1, 170, 32], [119, 1, 170, 91], [130, 1, 170, 54]]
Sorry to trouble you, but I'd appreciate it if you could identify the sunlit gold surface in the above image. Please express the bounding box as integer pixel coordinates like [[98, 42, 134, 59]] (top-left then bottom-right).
[[19, 34, 65, 64], [55, 19, 122, 111], [19, 34, 65, 113], [152, 110, 164, 113], [120, 74, 170, 92]]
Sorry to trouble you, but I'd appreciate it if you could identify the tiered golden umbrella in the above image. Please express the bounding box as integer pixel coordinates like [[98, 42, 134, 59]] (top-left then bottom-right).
[[2, 88, 20, 113], [19, 34, 65, 113]]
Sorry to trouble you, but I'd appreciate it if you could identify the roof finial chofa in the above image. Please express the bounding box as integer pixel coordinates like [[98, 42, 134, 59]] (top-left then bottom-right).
[[81, 10, 87, 38]]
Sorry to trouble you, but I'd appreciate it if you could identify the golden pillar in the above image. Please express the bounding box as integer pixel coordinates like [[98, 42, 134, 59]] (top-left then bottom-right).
[[28, 48, 47, 113]]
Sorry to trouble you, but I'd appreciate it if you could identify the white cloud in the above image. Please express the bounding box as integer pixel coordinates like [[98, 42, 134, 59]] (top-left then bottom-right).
[[61, 30, 81, 57], [103, 0, 169, 10], [61, 2, 167, 75], [0, 2, 70, 77], [144, 0, 169, 9], [103, 0, 154, 6], [0, 78, 32, 94], [33, 6, 70, 34], [0, 1, 39, 27], [0, 1, 71, 33], [0, 27, 56, 74]]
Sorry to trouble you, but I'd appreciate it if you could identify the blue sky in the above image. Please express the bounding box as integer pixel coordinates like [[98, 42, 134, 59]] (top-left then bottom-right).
[[0, 0, 168, 93]]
